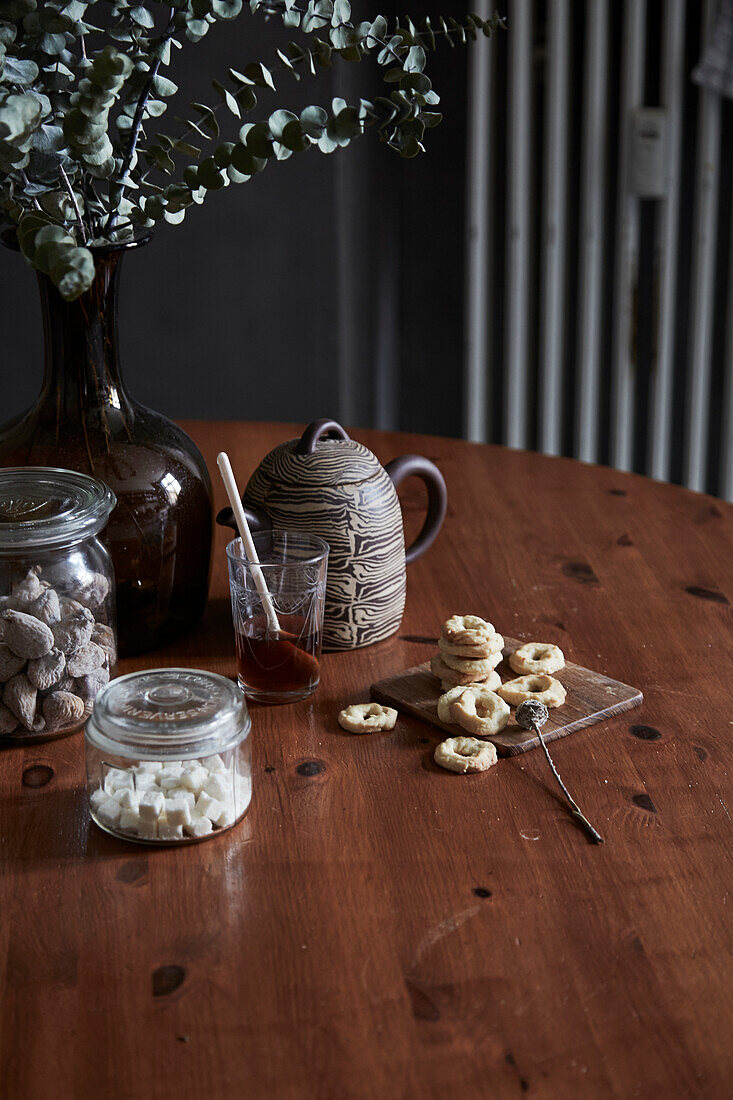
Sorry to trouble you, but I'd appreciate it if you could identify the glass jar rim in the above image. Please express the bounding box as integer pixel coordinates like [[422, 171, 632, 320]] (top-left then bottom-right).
[[225, 531, 329, 569], [85, 668, 251, 758], [0, 467, 116, 553]]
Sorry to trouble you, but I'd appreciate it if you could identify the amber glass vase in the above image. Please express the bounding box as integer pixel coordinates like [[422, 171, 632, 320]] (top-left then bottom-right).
[[0, 237, 213, 656]]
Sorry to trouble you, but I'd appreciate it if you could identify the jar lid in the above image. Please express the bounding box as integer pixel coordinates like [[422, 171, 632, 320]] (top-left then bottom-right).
[[0, 467, 116, 553], [86, 668, 250, 758]]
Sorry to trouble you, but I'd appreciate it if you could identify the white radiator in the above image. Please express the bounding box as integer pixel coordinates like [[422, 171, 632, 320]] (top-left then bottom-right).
[[464, 0, 733, 501]]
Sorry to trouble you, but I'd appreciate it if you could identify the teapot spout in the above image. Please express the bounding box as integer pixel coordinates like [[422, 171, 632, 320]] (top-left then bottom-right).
[[216, 501, 271, 536]]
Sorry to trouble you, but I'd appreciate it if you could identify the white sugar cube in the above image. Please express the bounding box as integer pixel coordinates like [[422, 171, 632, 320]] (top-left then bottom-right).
[[203, 774, 231, 803], [119, 808, 140, 832], [132, 772, 158, 792], [165, 797, 192, 827], [202, 754, 227, 774], [158, 823, 184, 841], [180, 765, 208, 793], [139, 791, 165, 821], [167, 788, 195, 809], [195, 791, 222, 822], [133, 761, 162, 773], [212, 801, 235, 828], [159, 762, 183, 779], [184, 815, 213, 838], [114, 789, 139, 811], [160, 774, 185, 791], [96, 796, 122, 828], [90, 788, 107, 812], [138, 819, 158, 840], [104, 768, 133, 794]]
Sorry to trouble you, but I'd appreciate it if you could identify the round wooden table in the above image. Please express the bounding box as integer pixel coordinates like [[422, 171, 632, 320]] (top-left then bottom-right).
[[3, 423, 731, 1098]]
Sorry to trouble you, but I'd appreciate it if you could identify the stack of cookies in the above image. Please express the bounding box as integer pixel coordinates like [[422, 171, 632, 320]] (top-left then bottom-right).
[[430, 615, 505, 692]]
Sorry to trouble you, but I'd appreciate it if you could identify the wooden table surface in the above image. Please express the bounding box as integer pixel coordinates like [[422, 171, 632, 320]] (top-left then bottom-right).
[[2, 422, 732, 1099]]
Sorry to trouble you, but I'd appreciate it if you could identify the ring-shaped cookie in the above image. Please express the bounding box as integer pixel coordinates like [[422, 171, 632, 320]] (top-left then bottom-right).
[[434, 736, 498, 774], [441, 677, 487, 692], [508, 642, 565, 676], [497, 675, 566, 709], [430, 653, 486, 686], [338, 702, 398, 733], [439, 648, 503, 675], [438, 634, 505, 660], [449, 687, 510, 737], [437, 676, 501, 723], [442, 615, 498, 646]]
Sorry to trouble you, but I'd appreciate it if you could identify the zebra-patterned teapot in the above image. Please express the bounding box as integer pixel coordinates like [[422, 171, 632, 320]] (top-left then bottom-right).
[[216, 419, 447, 651]]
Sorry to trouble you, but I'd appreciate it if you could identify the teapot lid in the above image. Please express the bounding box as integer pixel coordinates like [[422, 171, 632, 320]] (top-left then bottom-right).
[[257, 420, 382, 488]]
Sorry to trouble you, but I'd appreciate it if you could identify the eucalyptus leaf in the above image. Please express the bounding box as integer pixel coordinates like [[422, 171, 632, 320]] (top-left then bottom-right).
[[1, 56, 39, 85], [129, 6, 155, 29], [244, 121, 273, 158], [300, 105, 328, 138], [212, 0, 242, 18], [331, 0, 351, 26], [403, 45, 426, 72], [197, 155, 225, 188]]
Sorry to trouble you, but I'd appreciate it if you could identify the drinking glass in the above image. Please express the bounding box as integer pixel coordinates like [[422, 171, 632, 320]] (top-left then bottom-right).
[[226, 531, 329, 704]]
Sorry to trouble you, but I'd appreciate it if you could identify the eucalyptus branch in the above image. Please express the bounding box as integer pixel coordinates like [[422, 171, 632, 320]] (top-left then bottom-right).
[[104, 6, 177, 232], [59, 164, 88, 244], [138, 22, 400, 187], [19, 170, 41, 211]]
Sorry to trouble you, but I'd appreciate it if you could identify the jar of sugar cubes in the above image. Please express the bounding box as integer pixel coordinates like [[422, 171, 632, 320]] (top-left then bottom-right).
[[0, 467, 117, 744], [85, 668, 252, 843]]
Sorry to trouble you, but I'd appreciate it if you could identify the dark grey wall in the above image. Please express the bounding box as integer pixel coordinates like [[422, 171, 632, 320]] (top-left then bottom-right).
[[0, 4, 469, 437]]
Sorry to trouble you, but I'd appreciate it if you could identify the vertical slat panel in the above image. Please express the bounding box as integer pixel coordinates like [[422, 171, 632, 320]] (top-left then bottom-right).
[[720, 183, 733, 502], [538, 0, 569, 456], [505, 0, 532, 448], [464, 0, 493, 443], [609, 0, 646, 472], [648, 0, 685, 482], [684, 0, 721, 493], [574, 0, 609, 462]]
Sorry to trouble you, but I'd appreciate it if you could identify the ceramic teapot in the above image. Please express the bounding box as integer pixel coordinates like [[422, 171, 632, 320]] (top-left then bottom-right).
[[217, 419, 447, 650]]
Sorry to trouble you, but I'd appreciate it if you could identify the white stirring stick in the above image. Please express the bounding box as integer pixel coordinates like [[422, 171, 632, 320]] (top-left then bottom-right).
[[217, 451, 280, 635]]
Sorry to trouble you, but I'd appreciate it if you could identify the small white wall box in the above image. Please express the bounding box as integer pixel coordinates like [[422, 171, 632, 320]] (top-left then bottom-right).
[[629, 108, 668, 198]]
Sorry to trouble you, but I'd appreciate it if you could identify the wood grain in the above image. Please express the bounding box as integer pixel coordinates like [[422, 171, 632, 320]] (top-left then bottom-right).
[[371, 639, 643, 754], [1, 421, 732, 1100]]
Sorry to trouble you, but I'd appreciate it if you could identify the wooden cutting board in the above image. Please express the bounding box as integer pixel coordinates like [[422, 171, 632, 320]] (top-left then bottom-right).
[[371, 638, 643, 756]]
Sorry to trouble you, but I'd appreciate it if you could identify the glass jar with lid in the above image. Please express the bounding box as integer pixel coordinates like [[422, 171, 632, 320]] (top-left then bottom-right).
[[85, 668, 252, 844], [0, 466, 117, 744]]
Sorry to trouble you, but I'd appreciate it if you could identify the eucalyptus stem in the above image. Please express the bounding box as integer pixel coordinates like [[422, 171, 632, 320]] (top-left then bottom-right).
[[105, 6, 177, 233], [19, 169, 41, 211], [59, 164, 88, 244]]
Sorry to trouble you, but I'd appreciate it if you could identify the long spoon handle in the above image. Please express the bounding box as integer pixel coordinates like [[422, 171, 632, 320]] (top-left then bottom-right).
[[217, 451, 280, 635], [535, 724, 604, 844]]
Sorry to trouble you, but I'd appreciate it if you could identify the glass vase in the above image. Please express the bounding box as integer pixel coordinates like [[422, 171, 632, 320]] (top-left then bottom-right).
[[0, 237, 213, 656]]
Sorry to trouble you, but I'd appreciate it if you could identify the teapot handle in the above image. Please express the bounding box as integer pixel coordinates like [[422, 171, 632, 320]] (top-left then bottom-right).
[[215, 501, 271, 535], [385, 455, 447, 565], [294, 419, 351, 455]]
